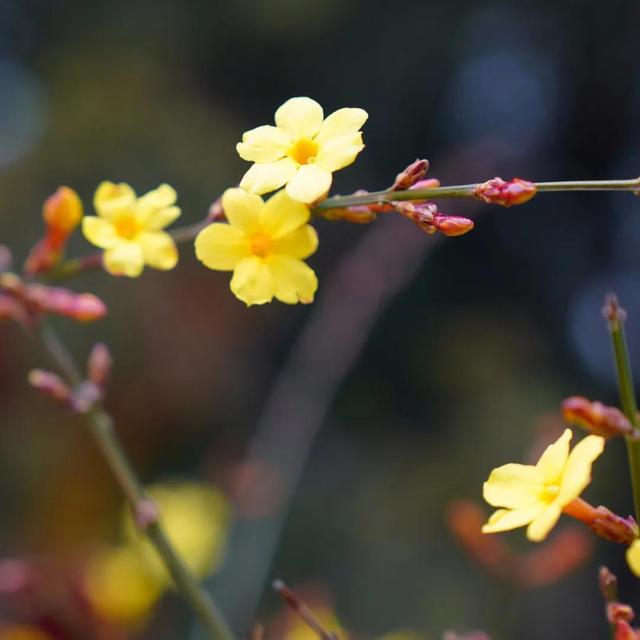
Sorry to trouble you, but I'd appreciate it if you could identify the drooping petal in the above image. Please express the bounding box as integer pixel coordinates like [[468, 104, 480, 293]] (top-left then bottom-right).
[[275, 97, 324, 139], [483, 463, 545, 509], [285, 164, 332, 203], [137, 184, 177, 211], [94, 182, 137, 219], [138, 231, 178, 271], [82, 217, 118, 249], [535, 428, 572, 484], [103, 241, 145, 277], [526, 504, 563, 542], [266, 255, 318, 304], [237, 125, 292, 162], [194, 223, 251, 271], [230, 256, 274, 306], [271, 225, 318, 259], [138, 205, 181, 231], [481, 504, 545, 534], [315, 132, 365, 172], [240, 158, 298, 195], [315, 107, 368, 145], [262, 189, 311, 238], [557, 434, 605, 504], [221, 188, 265, 234], [626, 539, 640, 576]]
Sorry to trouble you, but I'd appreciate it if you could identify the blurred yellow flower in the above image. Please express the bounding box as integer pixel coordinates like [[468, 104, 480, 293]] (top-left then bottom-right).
[[82, 182, 180, 277], [84, 546, 163, 625], [123, 481, 230, 586], [0, 627, 54, 640], [283, 605, 343, 640], [195, 188, 318, 306], [237, 97, 367, 203], [626, 539, 640, 577], [482, 428, 605, 541]]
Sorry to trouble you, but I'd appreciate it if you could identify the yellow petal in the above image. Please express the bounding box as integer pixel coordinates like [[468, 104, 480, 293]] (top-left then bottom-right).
[[626, 539, 640, 576], [557, 434, 605, 504], [481, 504, 545, 534], [94, 181, 136, 219], [315, 132, 364, 172], [240, 158, 298, 195], [272, 225, 318, 259], [82, 216, 118, 249], [221, 188, 264, 234], [103, 241, 145, 277], [262, 189, 311, 238], [285, 164, 332, 203], [315, 107, 368, 145], [535, 428, 572, 484], [237, 125, 292, 162], [526, 503, 563, 541], [138, 231, 178, 270], [483, 463, 545, 509], [195, 223, 250, 271], [137, 184, 177, 210], [275, 97, 324, 138], [266, 255, 318, 304], [230, 256, 274, 305], [139, 205, 181, 231]]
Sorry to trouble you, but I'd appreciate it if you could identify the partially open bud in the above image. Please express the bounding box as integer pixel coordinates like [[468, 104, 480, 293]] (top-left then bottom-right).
[[24, 186, 83, 275], [562, 396, 633, 438], [28, 369, 71, 404], [474, 177, 537, 207], [87, 343, 112, 387], [392, 159, 429, 190]]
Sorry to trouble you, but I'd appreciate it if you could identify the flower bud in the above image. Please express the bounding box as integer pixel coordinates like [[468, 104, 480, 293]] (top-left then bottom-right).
[[608, 603, 635, 625], [432, 214, 475, 237], [599, 566, 618, 602], [87, 342, 112, 387], [133, 497, 160, 531], [562, 396, 633, 438], [590, 507, 638, 545], [70, 381, 102, 413], [28, 369, 71, 404], [0, 245, 12, 271], [25, 285, 107, 322], [474, 177, 537, 207], [392, 159, 429, 190], [614, 620, 636, 640], [43, 186, 83, 234]]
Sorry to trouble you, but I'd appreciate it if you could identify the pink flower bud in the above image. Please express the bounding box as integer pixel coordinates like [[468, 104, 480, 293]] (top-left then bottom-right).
[[70, 381, 102, 413], [27, 369, 71, 404], [87, 342, 112, 387], [562, 396, 633, 438], [25, 285, 107, 322], [134, 497, 160, 530], [474, 177, 537, 207], [608, 603, 635, 625], [392, 159, 429, 190], [432, 214, 475, 237], [600, 566, 618, 602]]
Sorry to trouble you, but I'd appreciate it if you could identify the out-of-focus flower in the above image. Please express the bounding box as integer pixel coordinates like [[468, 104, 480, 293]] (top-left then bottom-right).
[[625, 540, 640, 578], [562, 396, 633, 438], [25, 187, 83, 275], [237, 97, 367, 203], [82, 182, 180, 277], [84, 546, 163, 625], [0, 626, 54, 640], [122, 481, 230, 585], [195, 188, 318, 305], [482, 429, 605, 541]]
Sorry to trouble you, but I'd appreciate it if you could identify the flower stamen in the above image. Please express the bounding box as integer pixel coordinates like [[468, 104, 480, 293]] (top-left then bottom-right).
[[287, 138, 319, 165]]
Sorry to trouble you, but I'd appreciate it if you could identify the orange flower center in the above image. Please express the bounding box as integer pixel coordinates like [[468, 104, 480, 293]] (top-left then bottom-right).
[[541, 484, 560, 503], [288, 137, 318, 165], [250, 233, 272, 258], [114, 214, 140, 240]]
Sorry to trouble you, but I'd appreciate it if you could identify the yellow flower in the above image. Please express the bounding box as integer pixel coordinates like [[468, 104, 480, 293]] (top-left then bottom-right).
[[122, 481, 230, 586], [237, 97, 367, 203], [82, 182, 180, 277], [195, 188, 318, 306], [482, 428, 605, 542], [626, 539, 640, 577]]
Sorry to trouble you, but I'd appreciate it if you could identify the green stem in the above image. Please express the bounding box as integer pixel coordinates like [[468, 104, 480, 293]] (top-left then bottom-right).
[[36, 321, 234, 640], [604, 295, 640, 523]]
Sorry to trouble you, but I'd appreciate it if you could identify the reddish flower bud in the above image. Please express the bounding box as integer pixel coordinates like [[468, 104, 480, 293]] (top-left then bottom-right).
[[27, 369, 71, 404], [614, 620, 637, 640], [600, 566, 619, 602], [562, 396, 633, 438], [392, 159, 429, 190], [87, 342, 112, 387], [432, 214, 475, 237], [25, 285, 107, 322], [0, 245, 12, 271], [591, 507, 638, 544], [608, 603, 635, 625], [474, 177, 537, 207]]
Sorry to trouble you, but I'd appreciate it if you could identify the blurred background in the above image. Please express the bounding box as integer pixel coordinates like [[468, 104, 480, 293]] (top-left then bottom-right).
[[1, 0, 640, 638]]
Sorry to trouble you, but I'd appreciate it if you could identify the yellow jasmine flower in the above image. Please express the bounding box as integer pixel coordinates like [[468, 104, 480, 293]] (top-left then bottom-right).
[[195, 188, 318, 306], [237, 96, 368, 203], [626, 539, 640, 577], [82, 182, 180, 277], [482, 428, 605, 542], [122, 481, 230, 586]]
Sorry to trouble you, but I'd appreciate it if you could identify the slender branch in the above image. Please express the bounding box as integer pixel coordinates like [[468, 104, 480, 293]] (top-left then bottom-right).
[[603, 294, 640, 523], [35, 320, 234, 640]]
